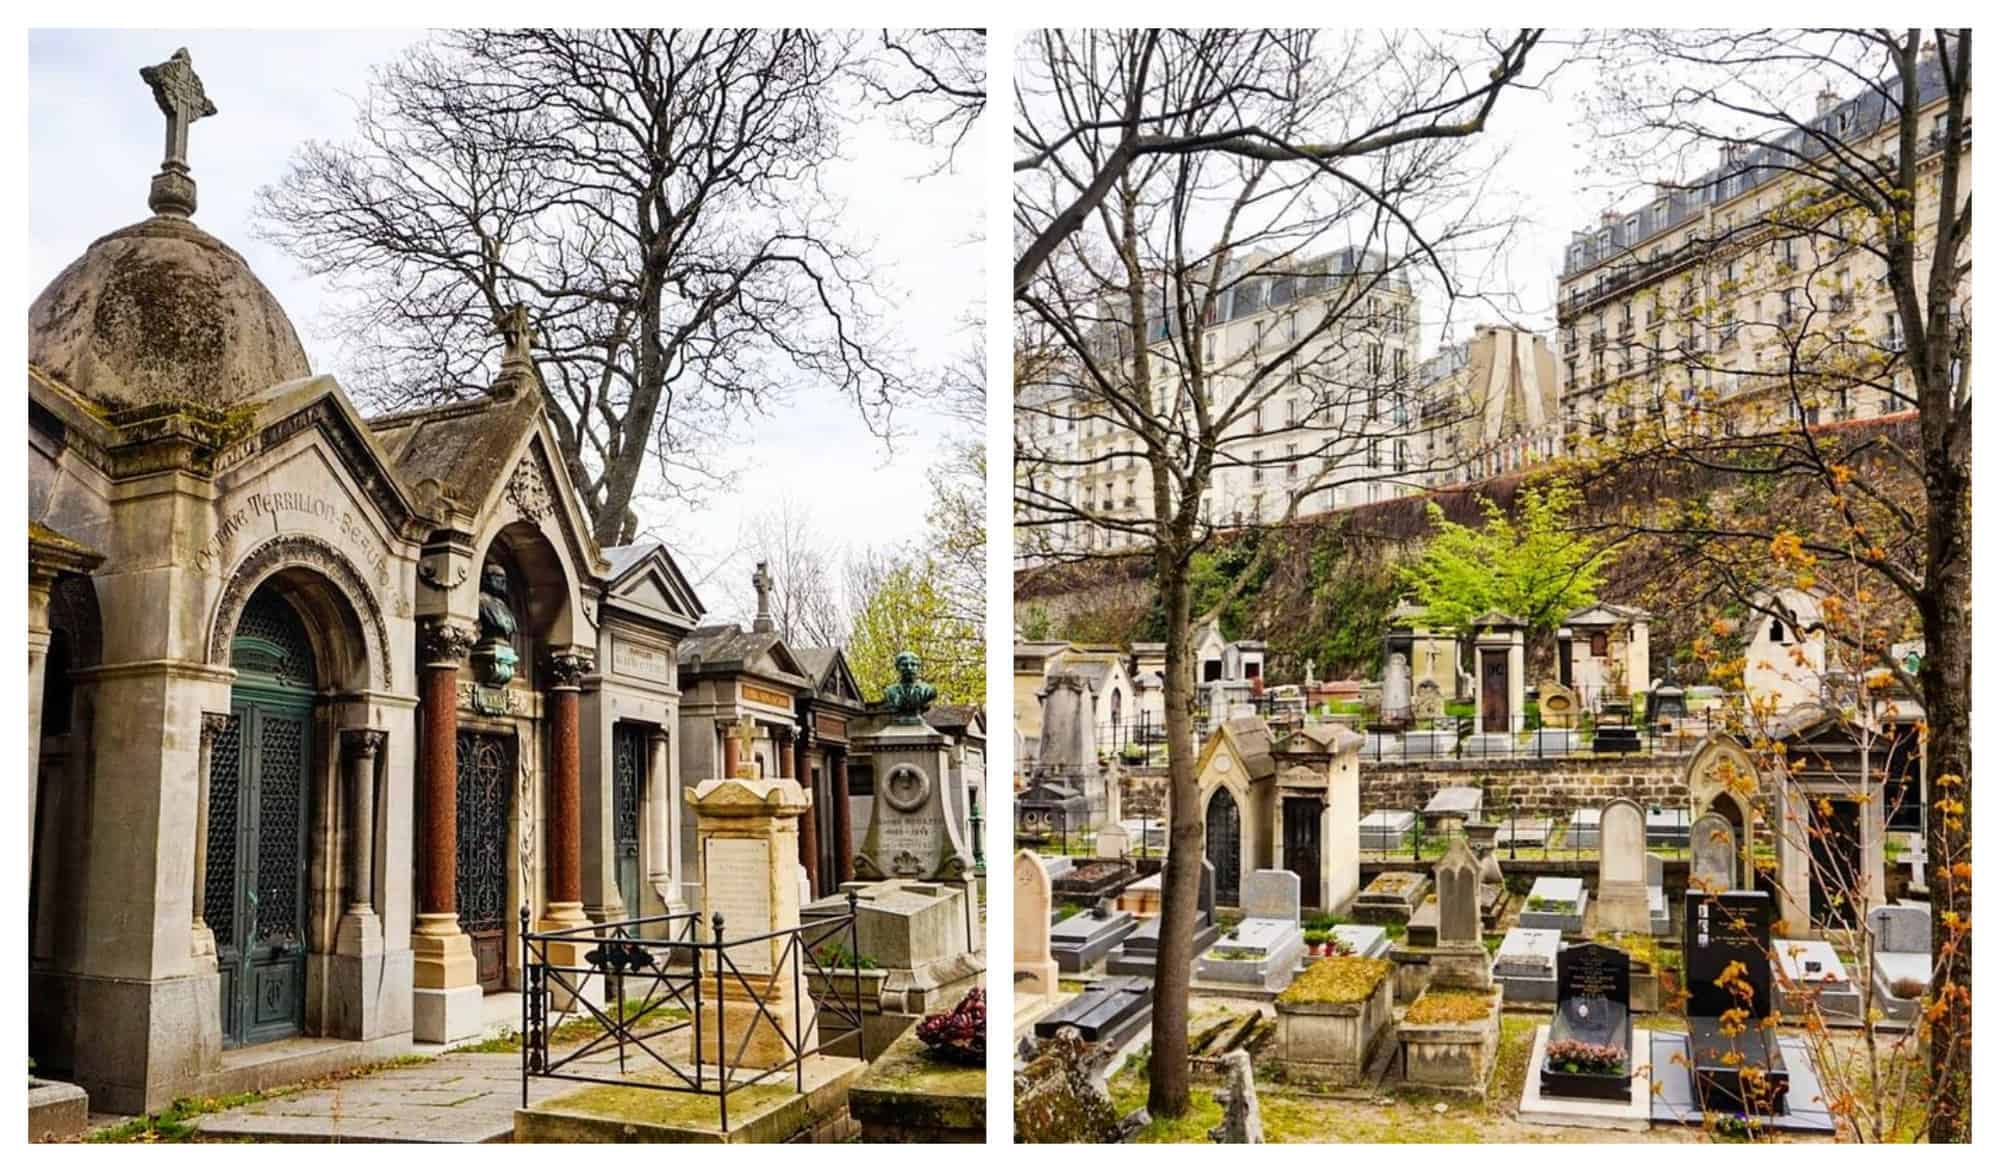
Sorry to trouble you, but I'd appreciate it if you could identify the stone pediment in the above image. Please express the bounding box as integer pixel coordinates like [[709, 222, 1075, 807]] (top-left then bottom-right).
[[601, 541, 704, 631]]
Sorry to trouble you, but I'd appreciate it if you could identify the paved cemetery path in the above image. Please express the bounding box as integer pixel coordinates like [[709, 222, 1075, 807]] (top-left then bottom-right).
[[192, 1051, 562, 1143]]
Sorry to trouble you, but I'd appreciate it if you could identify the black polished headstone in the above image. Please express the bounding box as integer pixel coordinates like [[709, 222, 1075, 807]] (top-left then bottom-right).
[[1682, 890, 1789, 1114], [1541, 941, 1633, 1101], [1033, 974, 1153, 1051]]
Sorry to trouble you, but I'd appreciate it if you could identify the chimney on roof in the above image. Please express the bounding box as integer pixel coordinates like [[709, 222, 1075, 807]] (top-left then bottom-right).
[[1599, 207, 1618, 227], [1816, 86, 1841, 117]]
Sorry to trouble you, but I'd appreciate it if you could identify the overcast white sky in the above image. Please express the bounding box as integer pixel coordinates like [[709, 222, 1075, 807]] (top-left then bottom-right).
[[27, 28, 984, 625]]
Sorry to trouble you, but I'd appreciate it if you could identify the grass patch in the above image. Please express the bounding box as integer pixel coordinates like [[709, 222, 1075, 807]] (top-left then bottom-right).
[[449, 999, 689, 1055]]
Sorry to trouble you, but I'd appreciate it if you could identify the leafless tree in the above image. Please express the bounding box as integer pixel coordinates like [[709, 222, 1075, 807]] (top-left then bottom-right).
[[746, 498, 850, 649], [1011, 28, 1544, 295], [256, 29, 915, 547], [1014, 28, 1549, 1117], [863, 29, 988, 165], [1575, 29, 1970, 1138]]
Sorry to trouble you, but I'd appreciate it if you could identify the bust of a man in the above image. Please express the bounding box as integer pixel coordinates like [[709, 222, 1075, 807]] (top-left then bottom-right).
[[474, 563, 519, 686], [882, 649, 937, 725]]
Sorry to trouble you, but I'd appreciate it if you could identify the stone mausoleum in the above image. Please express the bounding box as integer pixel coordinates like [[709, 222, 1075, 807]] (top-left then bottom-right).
[[24, 51, 881, 1115]]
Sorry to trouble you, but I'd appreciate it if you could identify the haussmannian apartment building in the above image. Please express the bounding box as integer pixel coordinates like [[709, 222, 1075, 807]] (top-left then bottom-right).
[[1017, 247, 1423, 564], [1555, 50, 1967, 444]]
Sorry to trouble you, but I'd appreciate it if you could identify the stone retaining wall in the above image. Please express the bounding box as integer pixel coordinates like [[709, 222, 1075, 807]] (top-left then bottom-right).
[[1359, 754, 1690, 814]]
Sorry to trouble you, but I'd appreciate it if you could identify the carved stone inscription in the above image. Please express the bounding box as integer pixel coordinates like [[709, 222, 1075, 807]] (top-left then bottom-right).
[[195, 489, 393, 587], [613, 637, 671, 683], [706, 837, 774, 974]]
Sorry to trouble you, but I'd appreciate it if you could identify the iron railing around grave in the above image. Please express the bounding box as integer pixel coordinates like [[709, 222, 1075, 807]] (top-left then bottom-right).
[[519, 893, 867, 1132]]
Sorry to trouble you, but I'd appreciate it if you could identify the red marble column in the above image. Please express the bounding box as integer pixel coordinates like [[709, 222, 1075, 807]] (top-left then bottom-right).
[[796, 739, 820, 895], [722, 723, 740, 780], [419, 621, 473, 920], [832, 749, 853, 884], [546, 653, 589, 909], [779, 727, 796, 778]]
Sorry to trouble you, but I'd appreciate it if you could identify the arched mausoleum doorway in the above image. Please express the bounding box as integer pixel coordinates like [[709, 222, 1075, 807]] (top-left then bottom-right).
[[212, 583, 319, 1048], [1206, 787, 1243, 907]]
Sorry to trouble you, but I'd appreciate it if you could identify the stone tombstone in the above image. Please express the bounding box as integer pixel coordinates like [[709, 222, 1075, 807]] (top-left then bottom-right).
[[686, 774, 817, 1066], [1538, 680, 1579, 729], [1597, 799, 1650, 933], [1689, 812, 1738, 892], [852, 718, 973, 883], [1242, 869, 1301, 924], [1015, 851, 1058, 997], [1411, 678, 1445, 722], [1382, 652, 1412, 722], [1433, 837, 1482, 946], [1555, 942, 1631, 1039], [1543, 941, 1634, 1102], [1199, 857, 1218, 923], [1868, 902, 1930, 957], [1095, 824, 1131, 859], [1683, 890, 1775, 1020]]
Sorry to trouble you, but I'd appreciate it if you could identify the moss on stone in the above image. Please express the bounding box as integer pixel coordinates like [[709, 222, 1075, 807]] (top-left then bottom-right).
[[1405, 990, 1495, 1026], [1278, 956, 1394, 1006]]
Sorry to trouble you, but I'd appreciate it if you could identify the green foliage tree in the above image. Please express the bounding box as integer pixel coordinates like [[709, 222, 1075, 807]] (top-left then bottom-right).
[[1399, 478, 1607, 639], [847, 554, 984, 706]]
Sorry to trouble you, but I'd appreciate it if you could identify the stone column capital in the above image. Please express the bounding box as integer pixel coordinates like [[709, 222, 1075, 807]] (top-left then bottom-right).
[[647, 727, 671, 751], [419, 618, 476, 667], [546, 651, 594, 690], [342, 727, 388, 757], [200, 710, 232, 744]]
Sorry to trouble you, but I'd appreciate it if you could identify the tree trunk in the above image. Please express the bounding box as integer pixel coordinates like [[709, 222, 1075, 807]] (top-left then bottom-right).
[[1921, 414, 1971, 1143], [1147, 535, 1200, 1118]]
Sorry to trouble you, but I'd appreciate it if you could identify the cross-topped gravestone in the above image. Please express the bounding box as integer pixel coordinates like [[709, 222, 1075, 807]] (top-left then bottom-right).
[[139, 48, 217, 217], [751, 560, 775, 631], [728, 714, 758, 779], [495, 302, 535, 358]]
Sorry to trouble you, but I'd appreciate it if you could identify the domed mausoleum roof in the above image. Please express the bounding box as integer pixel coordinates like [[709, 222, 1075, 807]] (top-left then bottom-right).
[[29, 215, 309, 411], [27, 47, 309, 413]]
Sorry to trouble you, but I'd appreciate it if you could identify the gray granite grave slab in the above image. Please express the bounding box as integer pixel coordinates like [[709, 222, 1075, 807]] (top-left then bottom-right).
[[1530, 729, 1581, 755], [1775, 938, 1860, 1019], [1518, 876, 1589, 933], [1050, 906, 1137, 972], [1648, 1032, 1835, 1134], [1359, 810, 1417, 851], [1463, 732, 1516, 757], [1494, 926, 1563, 1003], [1352, 870, 1429, 924], [1568, 807, 1601, 849], [1332, 924, 1390, 960], [1645, 806, 1691, 848], [1402, 729, 1459, 758], [1196, 916, 1306, 992], [1425, 786, 1484, 822], [1493, 817, 1554, 848], [1361, 732, 1400, 760]]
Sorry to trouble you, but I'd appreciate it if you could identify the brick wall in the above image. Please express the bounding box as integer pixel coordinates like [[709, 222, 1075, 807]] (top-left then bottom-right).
[[1359, 753, 1690, 815]]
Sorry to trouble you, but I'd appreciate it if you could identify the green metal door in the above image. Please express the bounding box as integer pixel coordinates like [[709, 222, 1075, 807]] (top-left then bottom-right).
[[209, 586, 316, 1049], [612, 725, 645, 918]]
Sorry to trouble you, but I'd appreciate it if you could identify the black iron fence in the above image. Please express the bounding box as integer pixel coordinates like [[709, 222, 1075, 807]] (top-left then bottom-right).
[[519, 895, 867, 1130]]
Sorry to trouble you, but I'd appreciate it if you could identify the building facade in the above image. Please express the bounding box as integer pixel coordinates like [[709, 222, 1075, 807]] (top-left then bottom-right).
[[1556, 52, 1967, 443], [1017, 248, 1423, 563]]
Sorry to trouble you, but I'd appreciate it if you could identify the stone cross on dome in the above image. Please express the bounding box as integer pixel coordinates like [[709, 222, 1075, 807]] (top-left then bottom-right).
[[750, 561, 775, 633], [139, 48, 217, 217]]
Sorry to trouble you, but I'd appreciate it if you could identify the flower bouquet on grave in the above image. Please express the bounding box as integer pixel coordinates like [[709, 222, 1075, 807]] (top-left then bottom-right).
[[1545, 1038, 1627, 1076], [915, 987, 985, 1067]]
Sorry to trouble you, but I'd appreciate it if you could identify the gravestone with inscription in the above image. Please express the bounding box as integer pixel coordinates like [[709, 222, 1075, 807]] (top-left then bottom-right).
[[1014, 851, 1058, 997], [1540, 942, 1633, 1102], [1689, 811, 1738, 892], [687, 773, 817, 1068], [1683, 890, 1790, 1114], [853, 654, 973, 882], [1596, 799, 1650, 934]]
